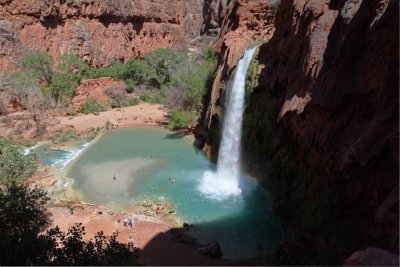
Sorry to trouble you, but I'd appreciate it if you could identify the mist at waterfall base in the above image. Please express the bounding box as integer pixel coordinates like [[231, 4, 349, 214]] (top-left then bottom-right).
[[199, 47, 257, 201]]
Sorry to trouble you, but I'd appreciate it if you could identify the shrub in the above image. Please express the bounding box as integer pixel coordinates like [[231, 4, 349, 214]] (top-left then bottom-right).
[[0, 137, 37, 183], [49, 129, 79, 145], [125, 79, 136, 93], [105, 86, 128, 108], [202, 46, 217, 65], [127, 98, 139, 106], [245, 52, 259, 101], [139, 94, 158, 104], [169, 111, 194, 129], [80, 99, 105, 114]]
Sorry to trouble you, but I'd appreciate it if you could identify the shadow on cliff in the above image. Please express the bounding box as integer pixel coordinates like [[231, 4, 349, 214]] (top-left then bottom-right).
[[242, 0, 399, 265]]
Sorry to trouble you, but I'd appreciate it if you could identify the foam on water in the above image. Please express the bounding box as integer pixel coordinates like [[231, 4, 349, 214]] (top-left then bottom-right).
[[22, 143, 40, 155], [33, 141, 93, 169], [198, 170, 242, 201], [56, 141, 92, 170]]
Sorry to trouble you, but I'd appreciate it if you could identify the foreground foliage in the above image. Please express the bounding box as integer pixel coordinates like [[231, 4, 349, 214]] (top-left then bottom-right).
[[0, 183, 139, 265]]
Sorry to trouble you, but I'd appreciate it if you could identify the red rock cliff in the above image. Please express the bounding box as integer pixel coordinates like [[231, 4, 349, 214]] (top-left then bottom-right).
[[202, 0, 276, 158], [0, 0, 205, 69], [203, 0, 399, 264]]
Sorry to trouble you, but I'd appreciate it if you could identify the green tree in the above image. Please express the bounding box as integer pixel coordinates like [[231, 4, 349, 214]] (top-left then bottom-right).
[[21, 52, 54, 84], [0, 137, 38, 183], [144, 48, 188, 85], [58, 54, 88, 75], [121, 58, 156, 88], [50, 72, 80, 104], [0, 72, 46, 135], [162, 54, 215, 112], [0, 183, 139, 265]]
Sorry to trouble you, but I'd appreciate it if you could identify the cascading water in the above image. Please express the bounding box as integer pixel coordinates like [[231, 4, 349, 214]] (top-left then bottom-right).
[[199, 47, 257, 200]]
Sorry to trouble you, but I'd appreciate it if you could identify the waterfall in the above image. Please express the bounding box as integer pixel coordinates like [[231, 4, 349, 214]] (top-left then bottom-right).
[[199, 47, 257, 200]]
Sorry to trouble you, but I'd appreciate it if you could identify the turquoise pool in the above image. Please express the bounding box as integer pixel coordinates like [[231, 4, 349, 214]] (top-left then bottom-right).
[[36, 127, 290, 259]]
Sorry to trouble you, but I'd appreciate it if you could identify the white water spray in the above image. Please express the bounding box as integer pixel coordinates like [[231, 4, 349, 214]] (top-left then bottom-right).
[[199, 47, 257, 200]]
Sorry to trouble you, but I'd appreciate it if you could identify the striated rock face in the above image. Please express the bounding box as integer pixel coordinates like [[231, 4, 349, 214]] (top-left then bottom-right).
[[203, 0, 398, 264], [0, 0, 206, 69], [71, 77, 125, 111], [202, 0, 276, 159]]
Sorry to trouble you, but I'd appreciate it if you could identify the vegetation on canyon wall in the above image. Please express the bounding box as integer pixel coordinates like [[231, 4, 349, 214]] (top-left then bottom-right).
[[0, 47, 216, 130]]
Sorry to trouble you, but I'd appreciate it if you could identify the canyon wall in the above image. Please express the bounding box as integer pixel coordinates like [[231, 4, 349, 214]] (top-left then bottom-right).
[[203, 0, 399, 265], [0, 0, 207, 69], [201, 0, 276, 158]]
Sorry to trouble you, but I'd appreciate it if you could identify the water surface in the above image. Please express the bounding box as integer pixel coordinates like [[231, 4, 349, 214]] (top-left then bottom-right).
[[38, 128, 289, 259]]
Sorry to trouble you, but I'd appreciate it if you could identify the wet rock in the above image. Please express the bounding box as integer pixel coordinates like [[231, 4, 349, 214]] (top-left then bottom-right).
[[198, 240, 222, 259]]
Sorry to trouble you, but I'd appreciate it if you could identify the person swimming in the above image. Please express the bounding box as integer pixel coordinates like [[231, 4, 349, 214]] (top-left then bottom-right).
[[113, 173, 116, 180], [168, 177, 175, 183]]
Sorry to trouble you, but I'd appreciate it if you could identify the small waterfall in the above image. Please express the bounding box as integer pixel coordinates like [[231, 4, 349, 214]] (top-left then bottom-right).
[[199, 47, 257, 200]]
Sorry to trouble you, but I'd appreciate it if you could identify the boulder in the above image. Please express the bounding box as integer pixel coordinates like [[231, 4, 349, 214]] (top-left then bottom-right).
[[198, 240, 222, 259]]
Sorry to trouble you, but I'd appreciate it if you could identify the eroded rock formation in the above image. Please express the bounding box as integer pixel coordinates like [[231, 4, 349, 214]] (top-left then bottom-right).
[[0, 0, 206, 69], [203, 0, 399, 265], [71, 77, 125, 111]]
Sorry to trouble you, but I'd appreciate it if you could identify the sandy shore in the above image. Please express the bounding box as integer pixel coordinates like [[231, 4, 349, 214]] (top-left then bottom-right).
[[1, 103, 220, 265], [54, 103, 168, 132], [49, 205, 219, 266], [3, 103, 218, 265]]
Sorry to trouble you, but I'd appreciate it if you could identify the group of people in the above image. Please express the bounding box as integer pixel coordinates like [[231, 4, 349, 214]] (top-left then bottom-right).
[[122, 215, 135, 249], [123, 215, 135, 228]]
